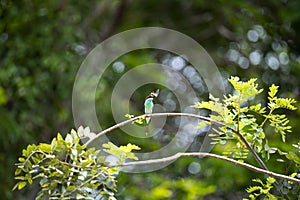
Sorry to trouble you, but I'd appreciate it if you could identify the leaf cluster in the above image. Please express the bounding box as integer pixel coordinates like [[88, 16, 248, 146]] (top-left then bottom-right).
[[193, 76, 299, 198], [124, 114, 144, 125], [103, 142, 140, 166], [13, 129, 118, 200], [244, 177, 276, 200], [193, 76, 297, 161]]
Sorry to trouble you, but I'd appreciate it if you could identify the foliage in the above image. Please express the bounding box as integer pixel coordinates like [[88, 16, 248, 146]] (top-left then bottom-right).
[[193, 77, 299, 198], [124, 114, 144, 125], [13, 128, 140, 199], [244, 177, 276, 200], [116, 171, 217, 200], [288, 142, 300, 168], [148, 177, 215, 200], [0, 1, 86, 198], [103, 142, 140, 165], [193, 76, 296, 161]]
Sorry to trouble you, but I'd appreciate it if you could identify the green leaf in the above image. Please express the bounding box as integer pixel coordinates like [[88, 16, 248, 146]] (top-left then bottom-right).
[[103, 142, 140, 163], [12, 183, 19, 191], [252, 178, 263, 185], [266, 177, 275, 184], [14, 176, 25, 180], [268, 84, 279, 99], [22, 149, 29, 157], [120, 143, 141, 152], [285, 151, 300, 164], [249, 194, 255, 200], [31, 156, 40, 164], [246, 186, 261, 193], [228, 76, 263, 102], [57, 133, 64, 143], [67, 185, 77, 191], [51, 138, 57, 151], [39, 143, 52, 153], [290, 173, 297, 178], [14, 168, 22, 176], [71, 148, 78, 160], [197, 121, 210, 129], [96, 156, 105, 164], [125, 114, 134, 119], [18, 181, 27, 190], [65, 134, 73, 146], [275, 98, 297, 110], [27, 177, 33, 184], [103, 142, 115, 149]]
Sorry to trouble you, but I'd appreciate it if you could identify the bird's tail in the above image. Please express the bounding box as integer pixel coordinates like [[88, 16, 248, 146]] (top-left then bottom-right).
[[145, 124, 149, 135], [145, 116, 151, 124], [145, 116, 151, 135]]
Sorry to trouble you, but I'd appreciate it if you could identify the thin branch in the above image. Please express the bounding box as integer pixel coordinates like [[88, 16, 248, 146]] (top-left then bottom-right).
[[111, 152, 300, 184], [86, 113, 221, 146], [86, 112, 267, 170]]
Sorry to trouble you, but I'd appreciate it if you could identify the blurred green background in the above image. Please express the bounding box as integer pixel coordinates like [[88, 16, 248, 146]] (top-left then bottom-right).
[[1, 0, 300, 199]]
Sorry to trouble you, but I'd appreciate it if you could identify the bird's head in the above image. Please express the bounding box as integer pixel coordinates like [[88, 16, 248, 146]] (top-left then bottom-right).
[[145, 89, 160, 100], [150, 89, 159, 97]]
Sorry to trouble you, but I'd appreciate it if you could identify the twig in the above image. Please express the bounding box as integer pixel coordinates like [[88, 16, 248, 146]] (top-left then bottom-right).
[[110, 152, 300, 184]]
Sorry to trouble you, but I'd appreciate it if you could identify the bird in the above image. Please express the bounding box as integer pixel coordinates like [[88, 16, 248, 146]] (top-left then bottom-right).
[[144, 89, 159, 135]]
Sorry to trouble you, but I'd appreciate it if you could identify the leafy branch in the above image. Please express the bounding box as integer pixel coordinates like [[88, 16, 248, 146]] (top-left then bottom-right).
[[13, 129, 139, 200]]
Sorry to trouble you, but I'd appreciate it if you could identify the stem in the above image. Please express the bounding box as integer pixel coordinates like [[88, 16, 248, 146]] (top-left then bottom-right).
[[236, 95, 241, 135], [110, 152, 300, 184], [260, 108, 274, 128]]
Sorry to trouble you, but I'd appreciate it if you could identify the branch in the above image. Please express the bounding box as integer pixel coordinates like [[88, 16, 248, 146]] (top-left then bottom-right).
[[86, 112, 266, 170], [86, 112, 221, 146], [111, 152, 300, 184]]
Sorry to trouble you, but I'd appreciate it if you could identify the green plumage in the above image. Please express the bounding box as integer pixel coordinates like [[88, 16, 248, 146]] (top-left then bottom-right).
[[144, 89, 159, 135], [144, 98, 153, 134]]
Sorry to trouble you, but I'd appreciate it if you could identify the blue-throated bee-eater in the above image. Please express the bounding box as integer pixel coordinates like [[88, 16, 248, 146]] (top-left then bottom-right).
[[144, 89, 159, 135]]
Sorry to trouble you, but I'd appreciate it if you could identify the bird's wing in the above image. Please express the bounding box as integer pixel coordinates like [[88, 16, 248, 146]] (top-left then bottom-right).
[[144, 103, 153, 114]]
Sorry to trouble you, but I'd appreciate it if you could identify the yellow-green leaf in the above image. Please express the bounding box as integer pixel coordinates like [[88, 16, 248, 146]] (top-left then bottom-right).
[[18, 181, 27, 190], [268, 84, 278, 98], [39, 143, 51, 153]]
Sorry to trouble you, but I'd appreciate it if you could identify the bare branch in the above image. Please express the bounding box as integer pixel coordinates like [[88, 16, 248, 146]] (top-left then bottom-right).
[[112, 152, 300, 184], [85, 112, 221, 146]]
